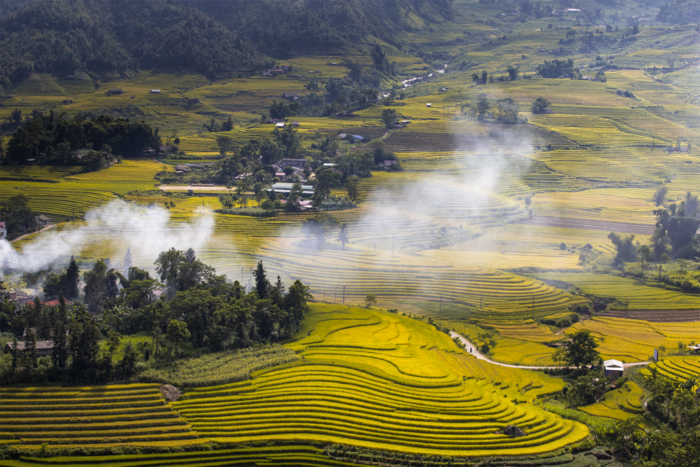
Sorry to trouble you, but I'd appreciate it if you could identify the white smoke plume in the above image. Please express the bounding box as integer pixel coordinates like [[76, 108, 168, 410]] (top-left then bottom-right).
[[0, 199, 215, 277]]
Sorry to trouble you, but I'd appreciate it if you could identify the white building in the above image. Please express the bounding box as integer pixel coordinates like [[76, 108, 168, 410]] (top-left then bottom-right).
[[604, 359, 624, 379]]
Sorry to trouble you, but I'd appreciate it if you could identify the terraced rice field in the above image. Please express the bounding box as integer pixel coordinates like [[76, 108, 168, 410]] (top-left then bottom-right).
[[0, 384, 205, 449], [566, 317, 700, 362], [448, 320, 560, 366], [578, 382, 645, 421], [0, 161, 169, 220], [644, 356, 700, 384], [171, 304, 588, 457], [0, 446, 357, 467], [0, 444, 622, 467], [535, 273, 700, 311]]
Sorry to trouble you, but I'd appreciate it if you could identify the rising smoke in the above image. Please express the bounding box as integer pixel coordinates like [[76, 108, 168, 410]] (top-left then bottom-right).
[[0, 199, 215, 278]]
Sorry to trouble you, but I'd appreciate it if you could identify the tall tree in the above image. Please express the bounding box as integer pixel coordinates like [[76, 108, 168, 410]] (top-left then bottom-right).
[[51, 293, 69, 368], [565, 329, 599, 369], [531, 97, 551, 114], [345, 176, 359, 202], [23, 328, 37, 370], [654, 186, 669, 207], [381, 109, 398, 129], [64, 256, 80, 300], [69, 311, 100, 379], [253, 260, 270, 299], [83, 259, 119, 313], [0, 194, 33, 238], [638, 245, 653, 276], [119, 341, 139, 378], [608, 232, 638, 264], [338, 224, 349, 250], [166, 319, 190, 363]]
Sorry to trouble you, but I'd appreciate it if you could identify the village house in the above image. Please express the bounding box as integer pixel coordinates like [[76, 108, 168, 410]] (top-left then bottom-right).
[[604, 359, 624, 379], [281, 93, 299, 101], [35, 215, 51, 228], [42, 299, 71, 307], [275, 159, 308, 170], [3, 291, 34, 305], [268, 183, 314, 198], [4, 340, 56, 357], [150, 89, 161, 94], [262, 65, 291, 77]]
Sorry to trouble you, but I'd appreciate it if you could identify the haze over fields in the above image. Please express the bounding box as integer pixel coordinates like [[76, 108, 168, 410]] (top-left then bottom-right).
[[1, 0, 700, 465]]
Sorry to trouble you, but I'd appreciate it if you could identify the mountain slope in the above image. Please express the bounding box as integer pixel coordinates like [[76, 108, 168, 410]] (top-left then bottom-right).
[[0, 0, 271, 84], [178, 0, 455, 57], [0, 0, 39, 17], [657, 0, 700, 23]]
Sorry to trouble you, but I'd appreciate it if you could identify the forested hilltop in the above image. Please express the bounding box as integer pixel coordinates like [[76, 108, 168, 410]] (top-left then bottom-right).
[[178, 0, 455, 57], [0, 0, 37, 17], [656, 0, 700, 23], [0, 0, 271, 85]]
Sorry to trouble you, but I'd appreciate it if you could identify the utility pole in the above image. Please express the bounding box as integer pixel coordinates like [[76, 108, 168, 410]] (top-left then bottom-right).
[[343, 286, 345, 304], [532, 295, 535, 320], [391, 236, 394, 260], [439, 296, 442, 314]]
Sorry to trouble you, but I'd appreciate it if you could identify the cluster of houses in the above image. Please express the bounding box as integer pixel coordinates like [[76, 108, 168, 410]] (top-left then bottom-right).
[[2, 298, 73, 357], [266, 120, 301, 128], [272, 158, 309, 182], [262, 65, 292, 77], [8, 215, 52, 237]]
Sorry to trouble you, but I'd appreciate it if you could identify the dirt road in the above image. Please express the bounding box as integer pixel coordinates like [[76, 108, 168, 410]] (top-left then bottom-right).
[[159, 185, 235, 192], [449, 331, 648, 370]]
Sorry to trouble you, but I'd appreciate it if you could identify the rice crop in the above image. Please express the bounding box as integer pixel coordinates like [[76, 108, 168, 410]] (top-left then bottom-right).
[[578, 382, 645, 421], [139, 345, 300, 387], [0, 384, 204, 449], [170, 303, 589, 457]]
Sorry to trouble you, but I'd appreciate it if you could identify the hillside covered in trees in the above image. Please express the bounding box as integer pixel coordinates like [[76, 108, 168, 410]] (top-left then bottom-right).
[[656, 0, 700, 23], [0, 0, 37, 17], [0, 0, 456, 86], [180, 0, 455, 57], [0, 0, 271, 85]]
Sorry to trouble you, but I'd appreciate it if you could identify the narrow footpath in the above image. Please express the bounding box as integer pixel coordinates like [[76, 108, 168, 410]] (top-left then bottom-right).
[[449, 331, 649, 370], [9, 224, 56, 243]]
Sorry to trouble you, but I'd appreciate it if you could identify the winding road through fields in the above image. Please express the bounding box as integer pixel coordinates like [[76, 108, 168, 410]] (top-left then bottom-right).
[[449, 331, 649, 370]]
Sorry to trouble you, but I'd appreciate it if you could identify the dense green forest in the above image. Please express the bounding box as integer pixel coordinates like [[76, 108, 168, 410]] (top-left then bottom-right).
[[1, 254, 312, 384], [179, 0, 455, 57], [0, 0, 455, 83], [6, 112, 161, 163], [656, 0, 700, 23], [0, 0, 271, 84], [0, 0, 37, 17]]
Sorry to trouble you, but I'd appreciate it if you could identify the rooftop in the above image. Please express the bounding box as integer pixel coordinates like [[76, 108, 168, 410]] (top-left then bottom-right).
[[604, 359, 624, 370]]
